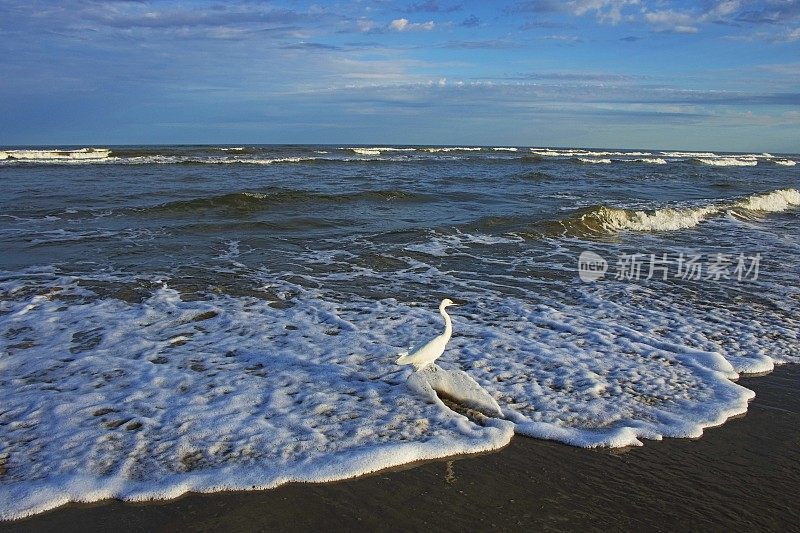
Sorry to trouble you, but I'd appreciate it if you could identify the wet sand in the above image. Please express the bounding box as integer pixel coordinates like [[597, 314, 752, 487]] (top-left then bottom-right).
[[3, 364, 799, 532]]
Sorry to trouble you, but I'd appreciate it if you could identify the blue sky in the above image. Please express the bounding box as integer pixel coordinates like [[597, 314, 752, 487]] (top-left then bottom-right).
[[1, 0, 798, 151]]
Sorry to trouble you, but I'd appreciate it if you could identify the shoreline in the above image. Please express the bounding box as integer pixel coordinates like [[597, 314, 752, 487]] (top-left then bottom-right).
[[3, 364, 798, 531]]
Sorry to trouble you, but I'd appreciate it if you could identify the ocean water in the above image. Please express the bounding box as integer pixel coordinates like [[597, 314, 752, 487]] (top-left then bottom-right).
[[1, 145, 798, 519]]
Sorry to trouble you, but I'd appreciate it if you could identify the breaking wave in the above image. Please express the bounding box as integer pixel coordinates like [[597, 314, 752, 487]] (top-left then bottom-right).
[[532, 148, 653, 157], [695, 157, 758, 167], [553, 188, 800, 235], [347, 147, 417, 155], [660, 151, 718, 158], [0, 148, 111, 161], [423, 147, 482, 152], [625, 157, 668, 164]]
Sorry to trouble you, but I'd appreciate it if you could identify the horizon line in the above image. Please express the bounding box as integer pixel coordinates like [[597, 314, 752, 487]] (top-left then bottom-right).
[[1, 143, 797, 155]]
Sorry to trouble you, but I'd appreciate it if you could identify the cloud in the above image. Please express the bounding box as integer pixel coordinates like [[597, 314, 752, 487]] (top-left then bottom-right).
[[2, 0, 799, 150], [281, 42, 341, 51], [342, 16, 437, 35], [0, 1, 339, 42], [542, 34, 585, 42], [508, 71, 639, 82], [735, 1, 800, 24], [389, 18, 435, 31], [644, 10, 699, 34], [459, 14, 480, 27], [703, 0, 742, 21], [11, 0, 796, 45], [505, 0, 798, 39], [353, 18, 380, 33], [403, 1, 462, 13], [569, 0, 640, 24], [755, 62, 800, 76], [438, 39, 519, 49], [508, 0, 639, 24], [725, 25, 800, 42], [87, 6, 312, 30], [507, 1, 564, 14], [342, 41, 384, 48], [520, 19, 572, 29], [308, 75, 800, 110]]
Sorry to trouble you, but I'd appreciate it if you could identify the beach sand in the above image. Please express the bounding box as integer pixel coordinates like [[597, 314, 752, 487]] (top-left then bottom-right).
[[2, 364, 798, 532]]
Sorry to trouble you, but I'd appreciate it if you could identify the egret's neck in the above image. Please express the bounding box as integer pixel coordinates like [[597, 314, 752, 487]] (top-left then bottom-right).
[[439, 305, 452, 338]]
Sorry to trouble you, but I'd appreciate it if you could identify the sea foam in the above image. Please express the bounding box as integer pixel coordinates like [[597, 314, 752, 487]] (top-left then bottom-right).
[[3, 256, 794, 519], [0, 279, 515, 520]]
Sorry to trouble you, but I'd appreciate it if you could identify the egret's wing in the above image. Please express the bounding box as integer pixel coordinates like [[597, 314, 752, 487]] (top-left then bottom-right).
[[408, 337, 434, 356], [403, 335, 446, 366], [397, 336, 435, 365]]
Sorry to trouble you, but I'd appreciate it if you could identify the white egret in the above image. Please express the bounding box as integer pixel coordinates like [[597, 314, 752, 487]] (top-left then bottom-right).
[[397, 298, 457, 371]]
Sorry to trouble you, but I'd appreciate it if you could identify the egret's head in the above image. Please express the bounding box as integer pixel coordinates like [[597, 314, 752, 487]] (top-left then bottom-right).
[[441, 298, 456, 307]]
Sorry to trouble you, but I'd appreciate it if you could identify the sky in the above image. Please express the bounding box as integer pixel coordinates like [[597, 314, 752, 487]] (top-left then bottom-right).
[[1, 0, 799, 151]]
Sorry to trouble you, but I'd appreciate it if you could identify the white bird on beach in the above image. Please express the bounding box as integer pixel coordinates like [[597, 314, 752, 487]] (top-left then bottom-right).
[[396, 298, 457, 371]]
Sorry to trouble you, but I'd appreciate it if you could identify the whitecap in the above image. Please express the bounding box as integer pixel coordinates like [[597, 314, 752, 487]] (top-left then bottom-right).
[[2, 148, 111, 161], [696, 157, 757, 167], [577, 157, 612, 164]]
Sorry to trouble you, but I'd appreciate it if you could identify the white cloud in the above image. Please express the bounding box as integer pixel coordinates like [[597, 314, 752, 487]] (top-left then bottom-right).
[[569, 0, 640, 24], [389, 18, 435, 31], [644, 9, 698, 33], [697, 1, 742, 23], [755, 62, 800, 76], [724, 26, 800, 43], [542, 34, 583, 42], [389, 18, 410, 31], [709, 0, 740, 18], [356, 18, 378, 33]]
